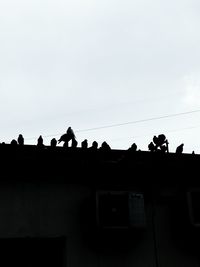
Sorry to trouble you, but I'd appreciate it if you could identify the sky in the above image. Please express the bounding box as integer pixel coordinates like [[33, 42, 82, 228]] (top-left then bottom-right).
[[1, 0, 200, 153]]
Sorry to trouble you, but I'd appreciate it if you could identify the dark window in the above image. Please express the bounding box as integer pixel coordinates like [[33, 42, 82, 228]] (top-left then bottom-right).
[[96, 191, 146, 229], [98, 192, 129, 228]]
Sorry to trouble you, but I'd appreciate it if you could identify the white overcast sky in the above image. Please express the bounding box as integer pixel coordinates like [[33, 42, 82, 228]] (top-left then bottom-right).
[[1, 0, 200, 153]]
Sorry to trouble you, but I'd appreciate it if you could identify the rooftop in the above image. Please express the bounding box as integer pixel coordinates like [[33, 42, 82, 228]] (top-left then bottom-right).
[[0, 143, 199, 187]]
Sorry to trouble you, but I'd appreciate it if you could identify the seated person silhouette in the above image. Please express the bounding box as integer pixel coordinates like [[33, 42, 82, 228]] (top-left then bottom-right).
[[17, 134, 24, 146], [89, 141, 98, 151], [99, 141, 111, 151], [11, 139, 18, 146], [81, 139, 88, 149], [37, 135, 44, 148], [50, 138, 57, 148], [128, 143, 137, 152], [176, 143, 184, 154], [148, 141, 156, 152]]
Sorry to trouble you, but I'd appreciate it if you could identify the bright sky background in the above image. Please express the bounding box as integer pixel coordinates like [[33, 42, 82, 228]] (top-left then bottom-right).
[[1, 0, 200, 153]]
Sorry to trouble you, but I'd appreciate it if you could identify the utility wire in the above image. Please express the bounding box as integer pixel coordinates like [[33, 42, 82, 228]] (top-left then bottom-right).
[[25, 108, 200, 140], [76, 109, 200, 133], [108, 124, 200, 143]]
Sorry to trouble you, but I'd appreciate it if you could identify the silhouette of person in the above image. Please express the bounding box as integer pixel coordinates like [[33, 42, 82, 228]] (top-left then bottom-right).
[[149, 134, 168, 152], [99, 141, 111, 151], [37, 135, 44, 148], [63, 141, 69, 148], [81, 139, 88, 149], [153, 134, 165, 148], [58, 127, 76, 147], [11, 139, 18, 146], [160, 145, 168, 153], [50, 138, 57, 148], [71, 138, 78, 148], [89, 141, 98, 150], [165, 139, 169, 153], [176, 143, 184, 154], [148, 141, 156, 152], [67, 127, 76, 139], [58, 133, 68, 144], [17, 134, 24, 146], [128, 143, 137, 152]]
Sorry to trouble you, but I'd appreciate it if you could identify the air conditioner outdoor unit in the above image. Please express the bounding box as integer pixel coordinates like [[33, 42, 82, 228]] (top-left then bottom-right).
[[96, 191, 146, 230]]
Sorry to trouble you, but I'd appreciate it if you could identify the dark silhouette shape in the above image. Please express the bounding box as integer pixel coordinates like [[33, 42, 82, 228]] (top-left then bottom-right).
[[153, 134, 166, 147], [153, 135, 158, 146], [165, 139, 169, 153], [148, 134, 169, 153], [81, 139, 88, 149], [176, 143, 184, 154], [58, 127, 76, 147], [63, 141, 68, 148], [17, 134, 24, 146], [58, 134, 68, 144], [148, 141, 156, 152], [128, 143, 137, 152], [99, 141, 111, 151], [90, 141, 98, 150], [71, 138, 78, 148], [67, 126, 75, 138], [122, 142, 138, 162], [37, 135, 44, 148], [50, 138, 57, 148], [160, 144, 168, 153], [10, 139, 18, 146]]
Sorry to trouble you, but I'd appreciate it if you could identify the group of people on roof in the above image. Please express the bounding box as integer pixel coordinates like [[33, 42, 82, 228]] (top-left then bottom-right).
[[6, 127, 187, 154], [8, 127, 111, 151]]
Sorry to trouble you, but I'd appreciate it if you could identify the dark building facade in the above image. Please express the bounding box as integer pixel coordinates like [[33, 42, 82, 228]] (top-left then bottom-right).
[[0, 144, 199, 266]]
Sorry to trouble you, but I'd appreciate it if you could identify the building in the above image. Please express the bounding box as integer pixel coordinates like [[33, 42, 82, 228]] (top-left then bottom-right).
[[0, 143, 199, 266]]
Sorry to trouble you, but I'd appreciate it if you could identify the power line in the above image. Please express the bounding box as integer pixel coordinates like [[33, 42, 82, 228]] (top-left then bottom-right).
[[76, 109, 200, 133], [26, 108, 200, 140], [109, 124, 200, 143]]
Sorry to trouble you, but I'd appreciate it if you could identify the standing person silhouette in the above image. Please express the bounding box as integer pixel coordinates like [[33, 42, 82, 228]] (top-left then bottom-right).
[[58, 127, 76, 147], [66, 127, 76, 140]]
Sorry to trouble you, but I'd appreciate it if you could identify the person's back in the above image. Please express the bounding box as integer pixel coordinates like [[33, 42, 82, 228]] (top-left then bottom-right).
[[50, 138, 57, 148], [176, 143, 184, 154], [67, 127, 76, 140], [37, 135, 44, 148], [81, 139, 88, 149], [18, 134, 24, 146]]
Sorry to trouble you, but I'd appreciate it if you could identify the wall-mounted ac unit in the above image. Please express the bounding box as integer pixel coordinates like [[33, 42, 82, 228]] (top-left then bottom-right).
[[96, 191, 146, 230]]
